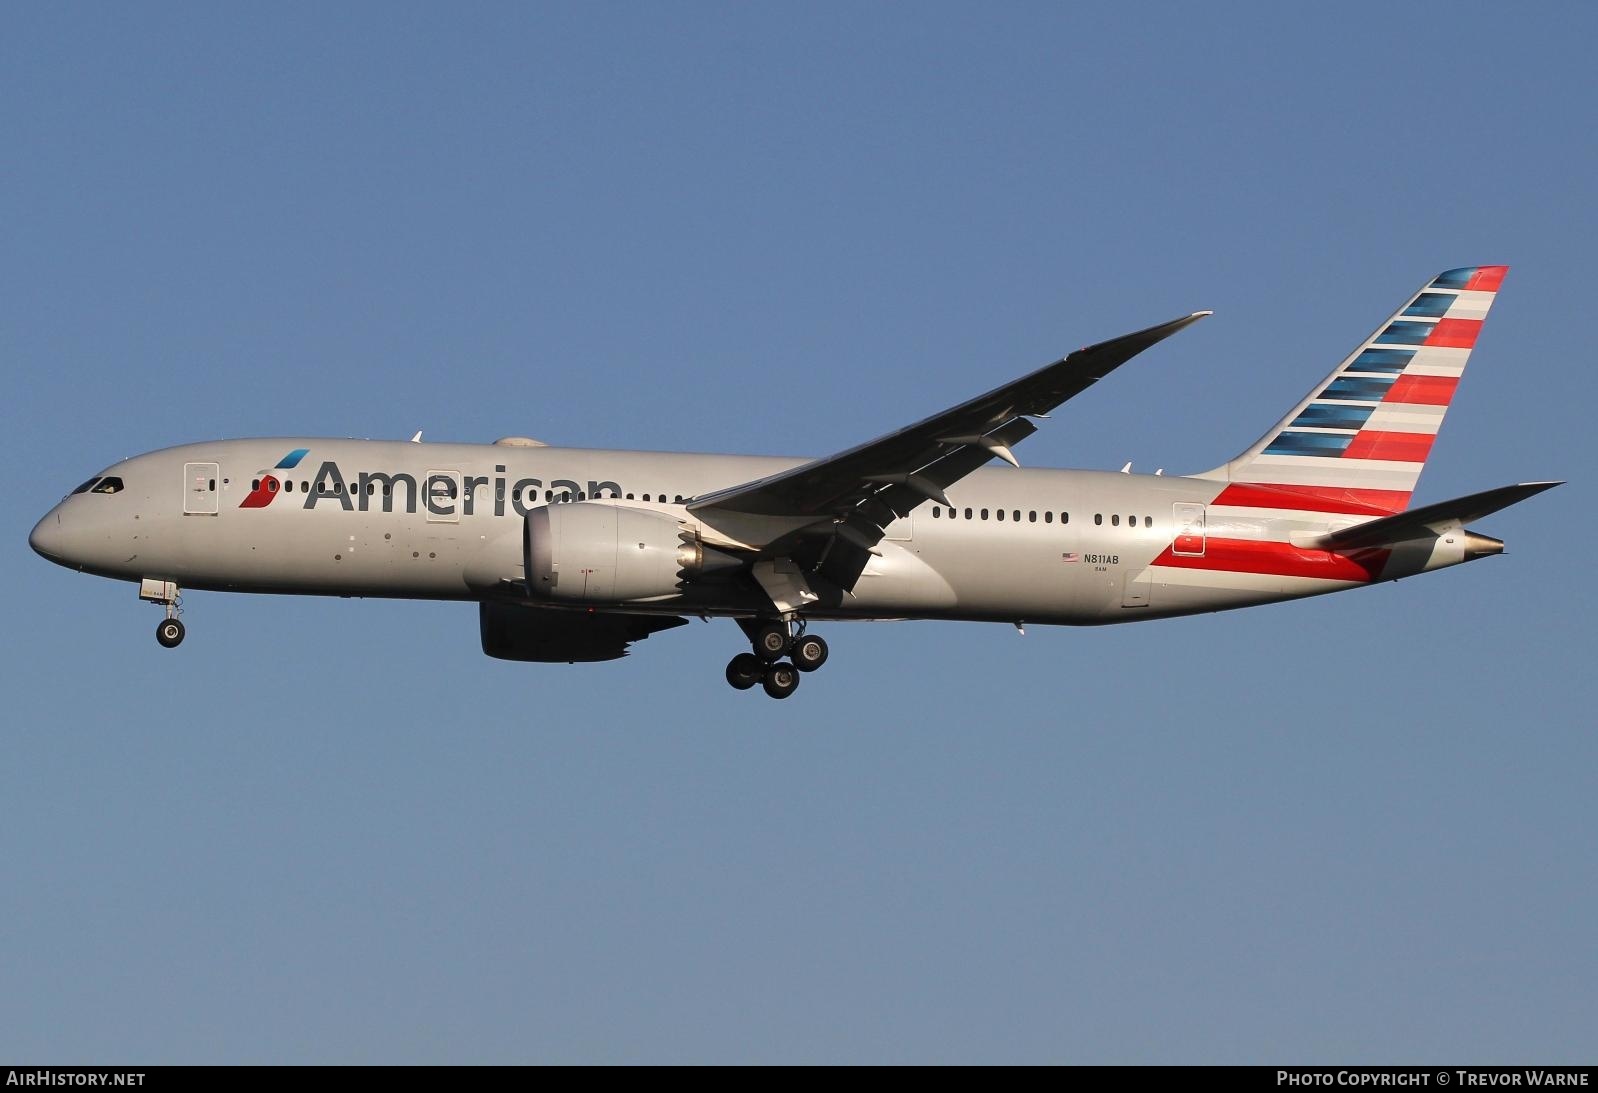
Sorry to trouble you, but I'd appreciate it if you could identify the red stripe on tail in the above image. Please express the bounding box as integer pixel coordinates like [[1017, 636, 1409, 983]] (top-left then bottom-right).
[[1464, 266, 1508, 292], [1384, 374, 1459, 406], [1343, 431, 1437, 462], [1425, 318, 1482, 348]]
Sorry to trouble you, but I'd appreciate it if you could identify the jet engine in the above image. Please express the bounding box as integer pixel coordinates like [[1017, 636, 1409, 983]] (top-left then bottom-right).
[[523, 502, 741, 603]]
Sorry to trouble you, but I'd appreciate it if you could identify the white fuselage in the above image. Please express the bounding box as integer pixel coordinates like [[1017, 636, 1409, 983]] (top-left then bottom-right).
[[29, 437, 1472, 628]]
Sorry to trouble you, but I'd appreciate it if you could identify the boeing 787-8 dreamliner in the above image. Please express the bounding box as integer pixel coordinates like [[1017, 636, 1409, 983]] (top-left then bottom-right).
[[30, 267, 1558, 698]]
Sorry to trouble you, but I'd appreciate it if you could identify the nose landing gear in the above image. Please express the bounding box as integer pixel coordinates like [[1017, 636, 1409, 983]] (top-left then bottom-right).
[[140, 578, 185, 649]]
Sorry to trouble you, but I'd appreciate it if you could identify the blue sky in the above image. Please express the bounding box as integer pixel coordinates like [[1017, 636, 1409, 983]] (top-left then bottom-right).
[[4, 2, 1594, 1063]]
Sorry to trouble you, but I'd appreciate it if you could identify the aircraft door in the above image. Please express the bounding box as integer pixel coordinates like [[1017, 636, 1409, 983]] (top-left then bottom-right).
[[1173, 502, 1206, 556], [425, 470, 463, 524], [1122, 566, 1151, 608], [184, 462, 220, 515]]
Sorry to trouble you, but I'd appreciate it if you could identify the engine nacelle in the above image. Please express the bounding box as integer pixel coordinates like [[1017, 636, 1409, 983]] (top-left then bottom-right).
[[524, 502, 736, 603]]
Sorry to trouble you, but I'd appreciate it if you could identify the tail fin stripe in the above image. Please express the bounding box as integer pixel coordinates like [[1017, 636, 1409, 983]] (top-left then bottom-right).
[[1404, 293, 1456, 318], [1343, 431, 1435, 462], [1385, 374, 1458, 405], [1291, 404, 1377, 430], [1348, 349, 1414, 372], [1464, 267, 1506, 291], [1376, 321, 1440, 346], [1324, 375, 1398, 399], [1264, 432, 1355, 457], [1432, 266, 1507, 292], [1424, 318, 1482, 348], [1364, 404, 1446, 433]]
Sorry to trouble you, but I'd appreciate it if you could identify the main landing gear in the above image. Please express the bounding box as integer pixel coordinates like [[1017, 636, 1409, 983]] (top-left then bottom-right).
[[725, 619, 830, 699]]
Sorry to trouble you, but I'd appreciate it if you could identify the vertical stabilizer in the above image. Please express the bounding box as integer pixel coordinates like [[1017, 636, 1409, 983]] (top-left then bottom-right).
[[1203, 266, 1508, 515]]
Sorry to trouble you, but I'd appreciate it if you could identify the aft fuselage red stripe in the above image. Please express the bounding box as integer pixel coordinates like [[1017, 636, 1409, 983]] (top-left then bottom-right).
[[1209, 483, 1411, 516], [1152, 538, 1389, 582]]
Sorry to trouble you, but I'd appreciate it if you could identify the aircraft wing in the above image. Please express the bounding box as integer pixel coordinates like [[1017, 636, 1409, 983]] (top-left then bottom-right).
[[688, 312, 1208, 538]]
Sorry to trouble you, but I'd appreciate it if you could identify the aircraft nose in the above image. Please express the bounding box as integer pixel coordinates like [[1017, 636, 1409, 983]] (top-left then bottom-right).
[[30, 507, 70, 565]]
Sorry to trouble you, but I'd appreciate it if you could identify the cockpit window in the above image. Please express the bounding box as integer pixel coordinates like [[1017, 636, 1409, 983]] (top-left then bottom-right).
[[71, 477, 101, 495], [89, 477, 124, 495]]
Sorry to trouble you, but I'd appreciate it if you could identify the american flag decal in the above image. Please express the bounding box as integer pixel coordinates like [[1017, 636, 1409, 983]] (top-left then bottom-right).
[[1061, 552, 1080, 563]]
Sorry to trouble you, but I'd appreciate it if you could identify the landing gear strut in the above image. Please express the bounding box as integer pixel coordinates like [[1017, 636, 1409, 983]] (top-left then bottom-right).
[[140, 578, 185, 649], [727, 618, 830, 697]]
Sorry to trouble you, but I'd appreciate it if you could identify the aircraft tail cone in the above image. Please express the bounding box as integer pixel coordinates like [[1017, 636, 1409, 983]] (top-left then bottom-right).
[[1462, 532, 1504, 560]]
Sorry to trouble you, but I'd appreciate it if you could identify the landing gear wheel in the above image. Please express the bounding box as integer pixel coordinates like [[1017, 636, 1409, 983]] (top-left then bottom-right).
[[791, 634, 829, 673], [156, 618, 186, 648], [753, 620, 792, 661], [725, 652, 764, 691], [762, 662, 800, 700]]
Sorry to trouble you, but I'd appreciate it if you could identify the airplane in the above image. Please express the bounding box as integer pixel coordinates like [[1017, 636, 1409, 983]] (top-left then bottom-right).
[[29, 266, 1559, 699]]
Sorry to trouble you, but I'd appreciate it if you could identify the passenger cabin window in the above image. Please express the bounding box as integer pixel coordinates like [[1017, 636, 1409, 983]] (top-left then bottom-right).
[[89, 477, 123, 495], [1112, 514, 1120, 526], [996, 509, 1004, 522], [980, 508, 989, 520], [964, 508, 972, 520], [1145, 516, 1153, 528], [1044, 511, 1053, 524], [1094, 513, 1103, 526], [1061, 512, 1069, 524]]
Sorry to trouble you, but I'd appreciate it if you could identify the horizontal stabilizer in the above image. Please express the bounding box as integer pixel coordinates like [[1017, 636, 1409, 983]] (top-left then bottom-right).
[[1316, 481, 1562, 550]]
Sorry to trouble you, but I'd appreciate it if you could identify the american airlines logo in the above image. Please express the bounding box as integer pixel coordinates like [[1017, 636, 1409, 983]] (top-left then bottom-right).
[[237, 448, 309, 509], [241, 450, 627, 519]]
